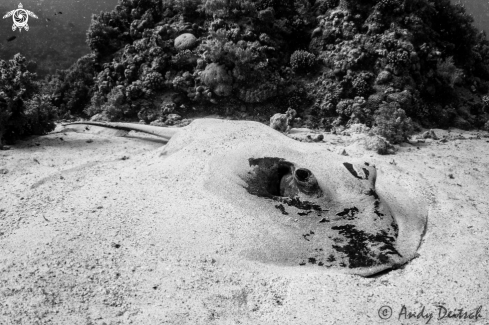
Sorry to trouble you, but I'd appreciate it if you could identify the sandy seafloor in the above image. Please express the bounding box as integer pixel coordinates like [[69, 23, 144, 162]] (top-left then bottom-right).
[[0, 118, 488, 325]]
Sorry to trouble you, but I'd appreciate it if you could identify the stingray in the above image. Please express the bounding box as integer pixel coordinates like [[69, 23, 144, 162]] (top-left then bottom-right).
[[63, 119, 428, 276]]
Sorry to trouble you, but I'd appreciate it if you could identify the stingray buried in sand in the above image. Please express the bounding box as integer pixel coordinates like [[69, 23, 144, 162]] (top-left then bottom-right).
[[63, 119, 428, 276]]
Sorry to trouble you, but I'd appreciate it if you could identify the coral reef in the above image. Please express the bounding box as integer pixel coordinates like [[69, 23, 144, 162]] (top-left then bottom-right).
[[44, 0, 317, 122], [39, 0, 489, 131]]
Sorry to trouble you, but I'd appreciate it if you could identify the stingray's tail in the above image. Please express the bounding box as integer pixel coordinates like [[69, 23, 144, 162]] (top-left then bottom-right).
[[63, 121, 180, 141]]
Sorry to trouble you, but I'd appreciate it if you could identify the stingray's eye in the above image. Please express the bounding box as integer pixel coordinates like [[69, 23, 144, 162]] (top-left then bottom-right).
[[343, 162, 372, 181], [343, 162, 362, 179]]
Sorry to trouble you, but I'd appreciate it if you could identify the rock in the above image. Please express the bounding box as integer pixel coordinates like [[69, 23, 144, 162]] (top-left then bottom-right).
[[422, 129, 438, 140], [0, 168, 8, 174], [90, 113, 107, 121], [174, 33, 197, 51], [306, 134, 323, 142], [364, 134, 395, 155], [312, 134, 324, 142], [337, 148, 348, 156], [166, 114, 182, 123], [270, 113, 289, 132], [375, 70, 392, 85]]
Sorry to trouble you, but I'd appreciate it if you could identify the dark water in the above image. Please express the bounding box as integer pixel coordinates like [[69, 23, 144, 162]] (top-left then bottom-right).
[[459, 0, 489, 35], [0, 0, 488, 76], [0, 0, 118, 75]]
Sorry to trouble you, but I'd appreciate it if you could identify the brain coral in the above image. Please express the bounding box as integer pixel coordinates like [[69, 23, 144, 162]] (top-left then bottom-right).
[[174, 33, 197, 51], [201, 63, 233, 97]]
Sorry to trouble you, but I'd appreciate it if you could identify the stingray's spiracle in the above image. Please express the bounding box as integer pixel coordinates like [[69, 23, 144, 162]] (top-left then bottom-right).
[[294, 168, 322, 196]]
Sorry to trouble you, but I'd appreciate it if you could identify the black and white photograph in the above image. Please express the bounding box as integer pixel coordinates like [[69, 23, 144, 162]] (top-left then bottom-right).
[[0, 0, 488, 323]]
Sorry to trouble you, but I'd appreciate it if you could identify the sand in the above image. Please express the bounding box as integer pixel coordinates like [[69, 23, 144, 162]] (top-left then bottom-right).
[[0, 118, 488, 324]]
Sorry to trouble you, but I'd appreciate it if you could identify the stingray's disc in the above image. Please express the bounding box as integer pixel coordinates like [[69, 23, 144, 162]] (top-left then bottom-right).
[[160, 119, 428, 276]]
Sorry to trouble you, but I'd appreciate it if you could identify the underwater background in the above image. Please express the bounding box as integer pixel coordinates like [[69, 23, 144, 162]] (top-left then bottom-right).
[[0, 0, 119, 76]]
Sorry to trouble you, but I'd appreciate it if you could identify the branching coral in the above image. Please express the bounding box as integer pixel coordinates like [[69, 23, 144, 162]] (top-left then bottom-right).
[[372, 101, 414, 143], [386, 50, 410, 69], [142, 72, 164, 93], [290, 50, 317, 72]]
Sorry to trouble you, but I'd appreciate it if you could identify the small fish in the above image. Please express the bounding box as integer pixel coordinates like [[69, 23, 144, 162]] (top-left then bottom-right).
[[46, 18, 51, 22], [58, 11, 62, 14], [6, 36, 16, 42]]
